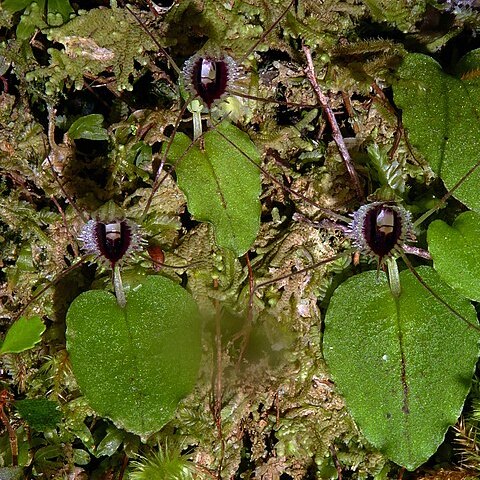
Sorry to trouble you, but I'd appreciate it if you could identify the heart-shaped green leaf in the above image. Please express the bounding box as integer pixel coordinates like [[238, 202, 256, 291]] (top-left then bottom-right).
[[164, 122, 262, 257], [394, 53, 480, 211], [323, 267, 479, 470], [0, 315, 45, 354], [428, 211, 480, 301], [66, 276, 201, 438]]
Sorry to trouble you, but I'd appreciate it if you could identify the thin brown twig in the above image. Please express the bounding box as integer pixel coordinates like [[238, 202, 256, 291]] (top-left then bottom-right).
[[239, 0, 296, 63], [0, 75, 8, 93], [245, 252, 255, 328], [370, 82, 424, 167], [237, 253, 255, 364], [413, 157, 480, 227], [214, 127, 351, 223], [228, 90, 317, 109], [117, 453, 129, 480], [253, 250, 355, 292], [50, 195, 79, 257], [370, 82, 404, 160], [125, 3, 181, 75], [329, 444, 342, 480], [211, 278, 225, 479], [302, 45, 364, 201], [142, 99, 194, 218], [0, 393, 18, 466], [400, 252, 480, 333], [341, 90, 360, 134], [46, 106, 88, 223]]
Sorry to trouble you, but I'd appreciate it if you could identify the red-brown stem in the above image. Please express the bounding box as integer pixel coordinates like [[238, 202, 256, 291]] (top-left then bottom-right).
[[46, 106, 88, 223], [228, 89, 317, 109], [237, 253, 255, 364], [125, 4, 180, 75], [245, 252, 255, 329], [0, 403, 18, 466], [117, 452, 129, 480], [0, 75, 8, 93], [253, 250, 355, 292], [402, 244, 431, 260], [370, 82, 422, 166], [341, 90, 360, 134], [139, 252, 204, 270], [239, 0, 296, 63], [211, 278, 225, 479], [142, 99, 194, 218], [413, 157, 480, 227], [50, 195, 79, 257], [214, 126, 350, 223], [329, 444, 343, 480], [302, 45, 364, 201]]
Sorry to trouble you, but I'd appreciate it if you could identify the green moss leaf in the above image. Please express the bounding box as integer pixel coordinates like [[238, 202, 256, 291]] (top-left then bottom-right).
[[2, 0, 33, 13], [72, 448, 90, 465], [3, 0, 73, 26], [66, 276, 201, 438], [0, 316, 45, 354], [15, 399, 62, 431], [95, 426, 125, 457], [323, 267, 479, 470], [428, 211, 480, 301], [15, 0, 48, 40], [128, 141, 153, 168], [67, 114, 108, 141], [29, 6, 156, 93], [394, 53, 480, 211], [164, 122, 261, 257], [47, 0, 74, 26]]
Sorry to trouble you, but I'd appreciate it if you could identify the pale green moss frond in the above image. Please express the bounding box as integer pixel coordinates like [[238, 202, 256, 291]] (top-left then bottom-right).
[[27, 6, 156, 94], [283, 0, 365, 50], [129, 442, 198, 480], [363, 0, 427, 32], [163, 0, 293, 58]]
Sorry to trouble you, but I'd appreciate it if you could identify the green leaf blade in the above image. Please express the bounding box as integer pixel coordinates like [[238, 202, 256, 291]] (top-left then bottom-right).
[[394, 53, 480, 212], [2, 0, 33, 13], [66, 276, 201, 438], [394, 54, 448, 175], [67, 114, 109, 141], [0, 316, 45, 354], [167, 122, 262, 257], [47, 0, 74, 25], [428, 211, 480, 301], [324, 267, 479, 470]]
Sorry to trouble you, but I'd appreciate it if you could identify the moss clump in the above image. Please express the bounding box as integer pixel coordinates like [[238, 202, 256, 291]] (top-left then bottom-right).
[[27, 6, 156, 94]]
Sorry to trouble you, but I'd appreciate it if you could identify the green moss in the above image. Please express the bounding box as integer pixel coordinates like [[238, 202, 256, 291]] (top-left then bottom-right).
[[27, 6, 156, 94], [362, 0, 427, 32]]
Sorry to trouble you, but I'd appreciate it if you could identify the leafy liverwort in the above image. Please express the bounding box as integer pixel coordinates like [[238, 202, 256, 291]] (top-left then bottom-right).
[[66, 275, 202, 438]]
